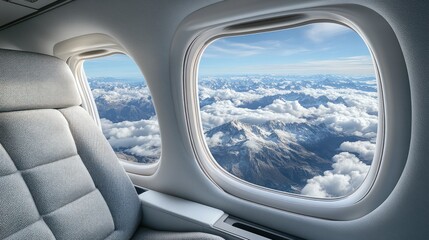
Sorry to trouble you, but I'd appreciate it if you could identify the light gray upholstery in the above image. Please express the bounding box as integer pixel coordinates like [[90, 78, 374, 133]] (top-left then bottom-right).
[[0, 48, 222, 240], [0, 50, 81, 112]]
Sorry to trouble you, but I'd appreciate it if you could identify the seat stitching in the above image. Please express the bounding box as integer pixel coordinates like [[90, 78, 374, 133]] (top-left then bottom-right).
[[20, 153, 97, 220], [0, 143, 46, 239], [38, 108, 104, 239], [0, 144, 18, 178], [103, 229, 116, 240], [2, 218, 55, 240], [58, 108, 117, 232], [41, 188, 98, 217], [0, 170, 19, 178], [20, 154, 79, 173]]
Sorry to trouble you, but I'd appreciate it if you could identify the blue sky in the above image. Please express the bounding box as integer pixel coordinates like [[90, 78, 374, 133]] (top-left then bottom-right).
[[199, 23, 375, 76], [84, 23, 375, 78], [84, 54, 145, 79]]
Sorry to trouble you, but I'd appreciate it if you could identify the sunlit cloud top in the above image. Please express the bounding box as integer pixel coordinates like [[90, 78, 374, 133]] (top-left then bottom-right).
[[199, 23, 375, 76]]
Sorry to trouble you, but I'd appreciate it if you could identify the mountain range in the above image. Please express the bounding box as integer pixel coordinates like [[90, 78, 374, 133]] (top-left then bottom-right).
[[89, 75, 378, 195], [205, 120, 362, 193]]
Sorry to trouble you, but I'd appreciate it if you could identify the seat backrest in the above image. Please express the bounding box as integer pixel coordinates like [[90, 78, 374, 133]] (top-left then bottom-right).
[[0, 49, 141, 240]]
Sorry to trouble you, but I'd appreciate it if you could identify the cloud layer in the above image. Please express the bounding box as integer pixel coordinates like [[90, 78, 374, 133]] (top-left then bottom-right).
[[301, 152, 370, 197], [199, 75, 378, 197], [93, 74, 378, 197], [199, 76, 378, 140], [100, 118, 161, 162]]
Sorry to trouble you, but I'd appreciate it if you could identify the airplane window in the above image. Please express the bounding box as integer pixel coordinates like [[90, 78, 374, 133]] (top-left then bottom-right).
[[198, 23, 378, 198], [83, 54, 161, 164]]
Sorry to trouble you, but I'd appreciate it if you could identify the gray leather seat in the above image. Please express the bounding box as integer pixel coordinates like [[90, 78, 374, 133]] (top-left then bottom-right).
[[0, 49, 223, 240]]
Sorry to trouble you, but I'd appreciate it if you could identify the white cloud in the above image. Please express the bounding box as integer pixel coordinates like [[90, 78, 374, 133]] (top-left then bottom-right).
[[199, 86, 262, 104], [204, 39, 273, 58], [280, 47, 310, 56], [301, 152, 370, 197], [205, 132, 224, 147], [202, 56, 375, 75], [199, 78, 378, 138], [207, 45, 262, 57], [306, 23, 350, 42], [200, 99, 305, 131], [92, 84, 152, 104], [241, 56, 374, 75], [339, 141, 376, 162], [265, 99, 311, 117], [101, 118, 161, 159], [313, 103, 378, 137], [203, 39, 301, 59], [227, 42, 267, 51], [243, 140, 263, 152]]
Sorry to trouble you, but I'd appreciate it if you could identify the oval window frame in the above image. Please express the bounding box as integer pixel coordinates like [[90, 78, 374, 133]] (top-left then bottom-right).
[[183, 6, 410, 220]]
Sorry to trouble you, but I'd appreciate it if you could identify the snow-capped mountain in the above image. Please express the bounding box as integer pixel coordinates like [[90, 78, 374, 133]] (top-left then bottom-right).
[[238, 92, 347, 109], [89, 80, 155, 122], [205, 120, 363, 193]]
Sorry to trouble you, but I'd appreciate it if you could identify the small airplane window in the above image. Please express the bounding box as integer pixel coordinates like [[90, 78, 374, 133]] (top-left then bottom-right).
[[198, 23, 378, 198], [83, 54, 161, 164]]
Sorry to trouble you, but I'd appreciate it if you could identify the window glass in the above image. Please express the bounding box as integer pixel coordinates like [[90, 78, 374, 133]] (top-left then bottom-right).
[[84, 54, 161, 164], [198, 23, 378, 198]]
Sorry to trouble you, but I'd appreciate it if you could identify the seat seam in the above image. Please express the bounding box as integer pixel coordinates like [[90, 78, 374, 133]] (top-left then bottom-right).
[[0, 170, 19, 178], [0, 143, 46, 239], [103, 229, 116, 240], [19, 154, 79, 173], [41, 188, 98, 217], [57, 107, 117, 232], [2, 218, 55, 240], [3, 219, 40, 240]]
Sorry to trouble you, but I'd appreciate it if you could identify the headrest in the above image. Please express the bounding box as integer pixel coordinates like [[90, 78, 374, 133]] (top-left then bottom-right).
[[0, 49, 82, 112]]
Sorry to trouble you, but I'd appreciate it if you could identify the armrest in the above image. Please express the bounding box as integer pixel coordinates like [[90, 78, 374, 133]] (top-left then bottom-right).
[[138, 190, 225, 231]]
